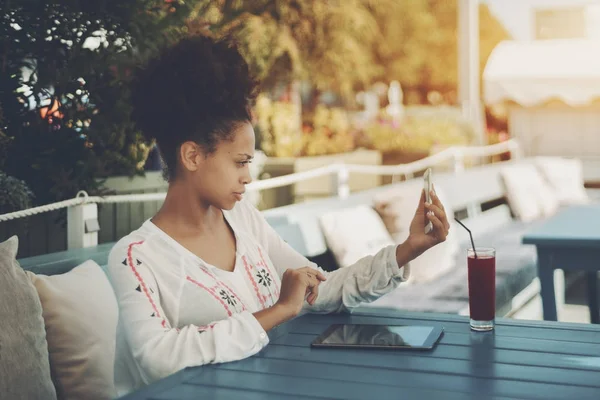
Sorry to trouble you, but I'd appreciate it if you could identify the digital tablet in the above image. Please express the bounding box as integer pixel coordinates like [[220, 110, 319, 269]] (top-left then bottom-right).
[[311, 323, 444, 350]]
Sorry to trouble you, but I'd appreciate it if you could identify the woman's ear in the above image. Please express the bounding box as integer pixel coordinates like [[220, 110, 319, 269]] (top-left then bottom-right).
[[179, 141, 202, 172]]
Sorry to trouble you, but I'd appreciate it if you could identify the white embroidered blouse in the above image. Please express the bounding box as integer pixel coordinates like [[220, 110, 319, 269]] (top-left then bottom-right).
[[107, 198, 410, 395]]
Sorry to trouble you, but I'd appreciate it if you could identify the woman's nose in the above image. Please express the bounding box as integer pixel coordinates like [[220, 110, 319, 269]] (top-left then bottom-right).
[[241, 170, 252, 185]]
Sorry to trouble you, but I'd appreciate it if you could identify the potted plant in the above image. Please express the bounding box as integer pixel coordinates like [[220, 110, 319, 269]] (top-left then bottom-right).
[[363, 108, 473, 183], [255, 97, 381, 208]]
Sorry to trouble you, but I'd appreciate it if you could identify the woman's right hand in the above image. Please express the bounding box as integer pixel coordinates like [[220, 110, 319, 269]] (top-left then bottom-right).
[[276, 267, 327, 318], [254, 267, 327, 332]]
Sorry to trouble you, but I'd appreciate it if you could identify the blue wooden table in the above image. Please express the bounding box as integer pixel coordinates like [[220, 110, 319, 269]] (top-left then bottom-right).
[[119, 309, 600, 400], [523, 205, 600, 324]]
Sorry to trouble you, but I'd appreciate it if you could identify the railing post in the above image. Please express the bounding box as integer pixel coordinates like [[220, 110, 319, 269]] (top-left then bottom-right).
[[453, 152, 465, 173], [67, 200, 99, 249], [332, 165, 350, 199], [509, 141, 523, 160]]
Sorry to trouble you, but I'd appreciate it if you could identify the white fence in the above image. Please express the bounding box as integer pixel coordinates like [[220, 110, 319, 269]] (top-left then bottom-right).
[[0, 140, 520, 251]]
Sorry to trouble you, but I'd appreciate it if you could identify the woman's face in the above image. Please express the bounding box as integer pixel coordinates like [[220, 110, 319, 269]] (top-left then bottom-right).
[[180, 121, 256, 210]]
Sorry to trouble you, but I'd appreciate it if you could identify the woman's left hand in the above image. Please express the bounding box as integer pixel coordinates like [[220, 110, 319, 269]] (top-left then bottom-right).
[[405, 187, 450, 259]]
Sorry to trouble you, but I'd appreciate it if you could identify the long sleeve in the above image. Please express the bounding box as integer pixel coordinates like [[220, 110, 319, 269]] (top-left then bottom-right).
[[107, 241, 269, 385], [237, 200, 411, 314]]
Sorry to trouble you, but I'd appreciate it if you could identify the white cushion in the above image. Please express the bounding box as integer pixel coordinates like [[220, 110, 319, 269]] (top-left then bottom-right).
[[0, 236, 57, 400], [27, 260, 118, 400], [535, 157, 590, 206], [501, 164, 560, 222], [373, 181, 459, 284], [319, 205, 395, 268]]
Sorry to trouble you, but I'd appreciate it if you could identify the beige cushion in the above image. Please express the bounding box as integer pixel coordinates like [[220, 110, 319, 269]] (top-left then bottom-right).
[[0, 236, 57, 400], [535, 157, 590, 206], [501, 164, 560, 221], [28, 260, 118, 400], [319, 205, 395, 268], [373, 181, 458, 284]]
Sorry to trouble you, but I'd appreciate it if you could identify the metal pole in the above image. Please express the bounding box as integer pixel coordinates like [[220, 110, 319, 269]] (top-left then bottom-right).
[[458, 0, 485, 145]]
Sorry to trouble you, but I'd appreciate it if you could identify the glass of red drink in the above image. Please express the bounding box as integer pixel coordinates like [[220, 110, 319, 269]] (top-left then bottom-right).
[[467, 248, 496, 331]]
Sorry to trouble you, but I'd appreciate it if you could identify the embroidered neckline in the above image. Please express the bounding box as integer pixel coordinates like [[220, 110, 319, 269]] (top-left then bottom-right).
[[143, 211, 244, 274]]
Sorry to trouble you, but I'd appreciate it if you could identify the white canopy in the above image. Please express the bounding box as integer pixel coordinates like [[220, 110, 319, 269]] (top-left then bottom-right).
[[483, 39, 600, 107]]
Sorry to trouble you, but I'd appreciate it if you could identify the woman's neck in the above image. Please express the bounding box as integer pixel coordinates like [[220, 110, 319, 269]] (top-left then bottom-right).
[[151, 181, 221, 235]]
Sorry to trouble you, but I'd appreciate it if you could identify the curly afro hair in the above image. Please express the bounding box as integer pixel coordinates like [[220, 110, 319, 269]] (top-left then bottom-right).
[[130, 35, 258, 181]]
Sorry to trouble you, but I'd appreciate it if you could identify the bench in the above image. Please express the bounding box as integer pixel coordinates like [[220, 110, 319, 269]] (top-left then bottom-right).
[[260, 160, 533, 316], [9, 153, 598, 400], [17, 158, 597, 317], [261, 158, 599, 317]]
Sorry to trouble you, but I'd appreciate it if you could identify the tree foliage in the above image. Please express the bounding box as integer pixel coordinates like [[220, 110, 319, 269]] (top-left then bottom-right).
[[186, 0, 397, 98], [373, 1, 511, 103], [0, 0, 192, 205], [0, 0, 510, 207], [190, 0, 509, 102]]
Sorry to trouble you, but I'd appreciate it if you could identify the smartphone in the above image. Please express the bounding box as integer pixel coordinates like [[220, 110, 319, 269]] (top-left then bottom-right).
[[423, 168, 433, 234]]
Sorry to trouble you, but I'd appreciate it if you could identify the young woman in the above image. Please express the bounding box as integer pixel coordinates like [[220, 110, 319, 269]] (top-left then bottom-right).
[[107, 35, 450, 395]]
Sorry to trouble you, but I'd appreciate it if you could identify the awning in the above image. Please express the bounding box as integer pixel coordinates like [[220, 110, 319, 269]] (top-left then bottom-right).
[[483, 39, 600, 107]]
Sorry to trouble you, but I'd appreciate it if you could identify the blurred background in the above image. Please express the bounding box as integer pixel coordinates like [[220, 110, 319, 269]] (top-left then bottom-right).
[[0, 0, 509, 211], [2, 0, 600, 260]]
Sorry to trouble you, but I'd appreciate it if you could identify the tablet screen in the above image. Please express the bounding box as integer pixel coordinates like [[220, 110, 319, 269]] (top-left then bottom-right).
[[317, 324, 436, 348]]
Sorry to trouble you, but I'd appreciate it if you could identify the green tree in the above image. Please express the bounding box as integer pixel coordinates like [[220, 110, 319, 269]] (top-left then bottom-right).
[[370, 1, 438, 97], [1, 0, 394, 208], [187, 0, 395, 99], [0, 106, 34, 213], [374, 1, 510, 103], [193, 0, 509, 103], [0, 0, 510, 210], [0, 0, 194, 206]]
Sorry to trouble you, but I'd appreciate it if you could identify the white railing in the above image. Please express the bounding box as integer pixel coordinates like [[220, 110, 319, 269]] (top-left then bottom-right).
[[0, 140, 520, 249]]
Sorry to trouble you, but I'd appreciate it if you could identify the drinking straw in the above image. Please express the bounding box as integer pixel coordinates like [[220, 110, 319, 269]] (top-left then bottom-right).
[[454, 217, 478, 259]]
